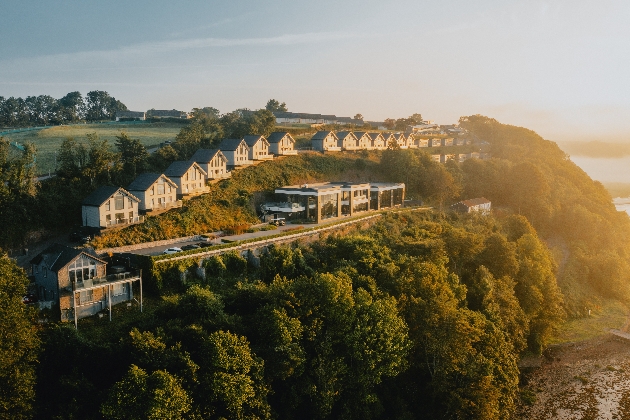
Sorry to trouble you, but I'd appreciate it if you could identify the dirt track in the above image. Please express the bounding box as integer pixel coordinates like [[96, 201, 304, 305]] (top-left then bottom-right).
[[517, 334, 630, 419]]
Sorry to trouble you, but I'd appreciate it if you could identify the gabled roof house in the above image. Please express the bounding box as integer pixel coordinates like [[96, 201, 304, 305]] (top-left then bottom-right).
[[354, 132, 372, 150], [311, 131, 340, 152], [336, 131, 359, 150], [191, 149, 230, 180], [368, 133, 386, 150], [164, 161, 209, 199], [81, 186, 143, 229], [267, 132, 297, 155], [219, 138, 252, 168], [127, 173, 181, 213], [244, 135, 273, 161]]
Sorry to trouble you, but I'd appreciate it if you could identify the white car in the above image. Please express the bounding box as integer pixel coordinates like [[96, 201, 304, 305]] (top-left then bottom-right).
[[162, 247, 182, 255]]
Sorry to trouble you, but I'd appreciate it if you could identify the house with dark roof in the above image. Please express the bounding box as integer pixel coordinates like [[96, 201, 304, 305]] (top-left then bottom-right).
[[336, 131, 359, 151], [218, 138, 252, 168], [30, 244, 142, 325], [127, 173, 181, 213], [354, 132, 372, 150], [81, 186, 143, 228], [451, 197, 491, 215], [115, 111, 146, 121], [244, 135, 273, 161], [146, 109, 188, 119], [164, 161, 209, 199], [368, 132, 385, 150], [393, 133, 408, 149], [311, 131, 340, 152], [190, 149, 230, 180], [267, 132, 297, 156], [382, 133, 395, 149]]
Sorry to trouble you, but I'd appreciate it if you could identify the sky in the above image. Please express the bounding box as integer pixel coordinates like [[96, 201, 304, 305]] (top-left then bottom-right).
[[2, 0, 630, 143]]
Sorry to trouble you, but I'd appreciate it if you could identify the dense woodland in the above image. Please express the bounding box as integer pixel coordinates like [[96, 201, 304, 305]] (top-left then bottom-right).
[[2, 115, 630, 419]]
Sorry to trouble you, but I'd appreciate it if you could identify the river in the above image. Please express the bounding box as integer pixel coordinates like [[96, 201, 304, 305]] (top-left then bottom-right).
[[570, 156, 630, 215]]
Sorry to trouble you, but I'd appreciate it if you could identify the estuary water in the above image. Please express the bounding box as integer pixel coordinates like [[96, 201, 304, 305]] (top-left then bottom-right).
[[570, 156, 630, 215]]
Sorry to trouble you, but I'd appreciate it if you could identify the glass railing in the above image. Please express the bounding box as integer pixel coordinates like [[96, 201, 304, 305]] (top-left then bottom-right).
[[74, 270, 141, 290]]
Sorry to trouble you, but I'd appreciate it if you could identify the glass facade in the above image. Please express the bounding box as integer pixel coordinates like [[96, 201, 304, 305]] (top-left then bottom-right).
[[320, 194, 339, 219]]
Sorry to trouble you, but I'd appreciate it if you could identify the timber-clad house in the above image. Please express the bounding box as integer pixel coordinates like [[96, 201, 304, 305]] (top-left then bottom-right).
[[30, 244, 142, 326], [244, 135, 273, 161], [219, 138, 252, 168], [81, 186, 143, 228], [311, 131, 340, 152]]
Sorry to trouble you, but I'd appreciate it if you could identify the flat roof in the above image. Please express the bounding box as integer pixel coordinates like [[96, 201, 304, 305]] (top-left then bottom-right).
[[275, 182, 404, 195]]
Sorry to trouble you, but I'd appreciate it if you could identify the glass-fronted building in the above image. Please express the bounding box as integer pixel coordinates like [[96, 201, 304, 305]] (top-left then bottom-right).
[[262, 182, 405, 223]]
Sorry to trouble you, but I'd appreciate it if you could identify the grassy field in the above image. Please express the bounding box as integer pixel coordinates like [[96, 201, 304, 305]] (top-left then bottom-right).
[[1, 122, 183, 175], [549, 299, 628, 345]]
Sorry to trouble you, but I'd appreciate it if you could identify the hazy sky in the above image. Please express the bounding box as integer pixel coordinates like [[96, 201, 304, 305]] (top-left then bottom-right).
[[2, 0, 629, 142]]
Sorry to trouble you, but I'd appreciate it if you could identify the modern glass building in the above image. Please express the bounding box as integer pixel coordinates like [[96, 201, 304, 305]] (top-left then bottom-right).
[[262, 182, 405, 223]]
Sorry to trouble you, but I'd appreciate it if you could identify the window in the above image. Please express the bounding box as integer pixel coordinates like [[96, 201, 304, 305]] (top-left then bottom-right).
[[128, 198, 133, 207], [115, 195, 124, 210], [129, 211, 134, 221], [106, 214, 111, 224], [115, 213, 125, 223], [113, 283, 126, 296], [105, 200, 110, 211], [43, 267, 47, 278], [150, 187, 154, 196], [157, 183, 164, 195], [79, 290, 93, 304], [69, 257, 97, 283]]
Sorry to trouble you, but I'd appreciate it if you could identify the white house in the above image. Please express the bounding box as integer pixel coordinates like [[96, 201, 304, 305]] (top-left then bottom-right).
[[267, 132, 297, 155], [191, 149, 230, 180], [311, 131, 340, 152], [336, 131, 359, 150], [81, 186, 143, 228], [244, 135, 273, 161], [164, 161, 209, 199], [354, 132, 372, 150], [219, 138, 252, 168], [127, 173, 181, 213]]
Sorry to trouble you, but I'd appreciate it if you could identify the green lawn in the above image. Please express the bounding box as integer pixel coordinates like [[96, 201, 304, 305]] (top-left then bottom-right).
[[549, 300, 628, 345], [2, 122, 183, 175]]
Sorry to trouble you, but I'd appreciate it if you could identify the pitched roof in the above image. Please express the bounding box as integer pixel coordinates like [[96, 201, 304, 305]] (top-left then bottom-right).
[[267, 132, 294, 144], [243, 135, 269, 147], [127, 173, 176, 191], [30, 243, 105, 272], [336, 131, 355, 139], [164, 161, 207, 177], [354, 132, 368, 138], [82, 186, 139, 207], [368, 133, 383, 140], [219, 138, 249, 151], [190, 149, 225, 164], [312, 131, 335, 140]]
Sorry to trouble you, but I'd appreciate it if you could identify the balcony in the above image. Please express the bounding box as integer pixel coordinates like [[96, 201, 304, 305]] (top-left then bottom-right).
[[262, 202, 305, 213], [106, 215, 145, 228], [144, 200, 183, 215], [208, 170, 231, 180], [279, 149, 298, 155], [74, 270, 142, 292]]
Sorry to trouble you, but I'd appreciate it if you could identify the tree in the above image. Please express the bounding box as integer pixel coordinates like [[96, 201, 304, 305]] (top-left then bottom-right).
[[353, 114, 363, 120], [82, 133, 115, 185], [265, 99, 287, 112], [221, 109, 276, 138], [0, 255, 39, 419], [58, 91, 85, 122], [383, 118, 395, 130], [101, 365, 191, 420], [84, 91, 127, 121], [115, 132, 148, 179], [57, 137, 81, 178]]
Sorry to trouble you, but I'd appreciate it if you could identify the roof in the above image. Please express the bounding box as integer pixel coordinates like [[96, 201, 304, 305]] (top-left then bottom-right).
[[30, 243, 105, 272], [311, 131, 335, 140], [82, 186, 139, 207], [116, 111, 145, 117], [354, 132, 368, 138], [190, 149, 225, 164], [267, 132, 294, 144], [368, 133, 383, 140], [218, 138, 249, 151], [460, 197, 491, 207], [243, 135, 269, 147], [336, 131, 355, 139], [127, 173, 176, 191], [164, 161, 207, 177], [148, 109, 187, 118]]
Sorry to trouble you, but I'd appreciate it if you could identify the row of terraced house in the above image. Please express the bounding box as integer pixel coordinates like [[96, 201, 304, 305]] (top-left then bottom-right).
[[80, 132, 298, 229], [310, 130, 472, 151]]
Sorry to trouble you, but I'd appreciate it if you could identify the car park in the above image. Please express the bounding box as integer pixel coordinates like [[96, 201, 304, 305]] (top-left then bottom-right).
[[162, 247, 182, 254]]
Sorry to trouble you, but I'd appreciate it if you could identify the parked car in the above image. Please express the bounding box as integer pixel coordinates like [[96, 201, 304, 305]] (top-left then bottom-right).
[[197, 234, 215, 242], [181, 244, 200, 251], [23, 294, 37, 304], [269, 218, 286, 226], [162, 247, 182, 254], [197, 242, 213, 248]]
